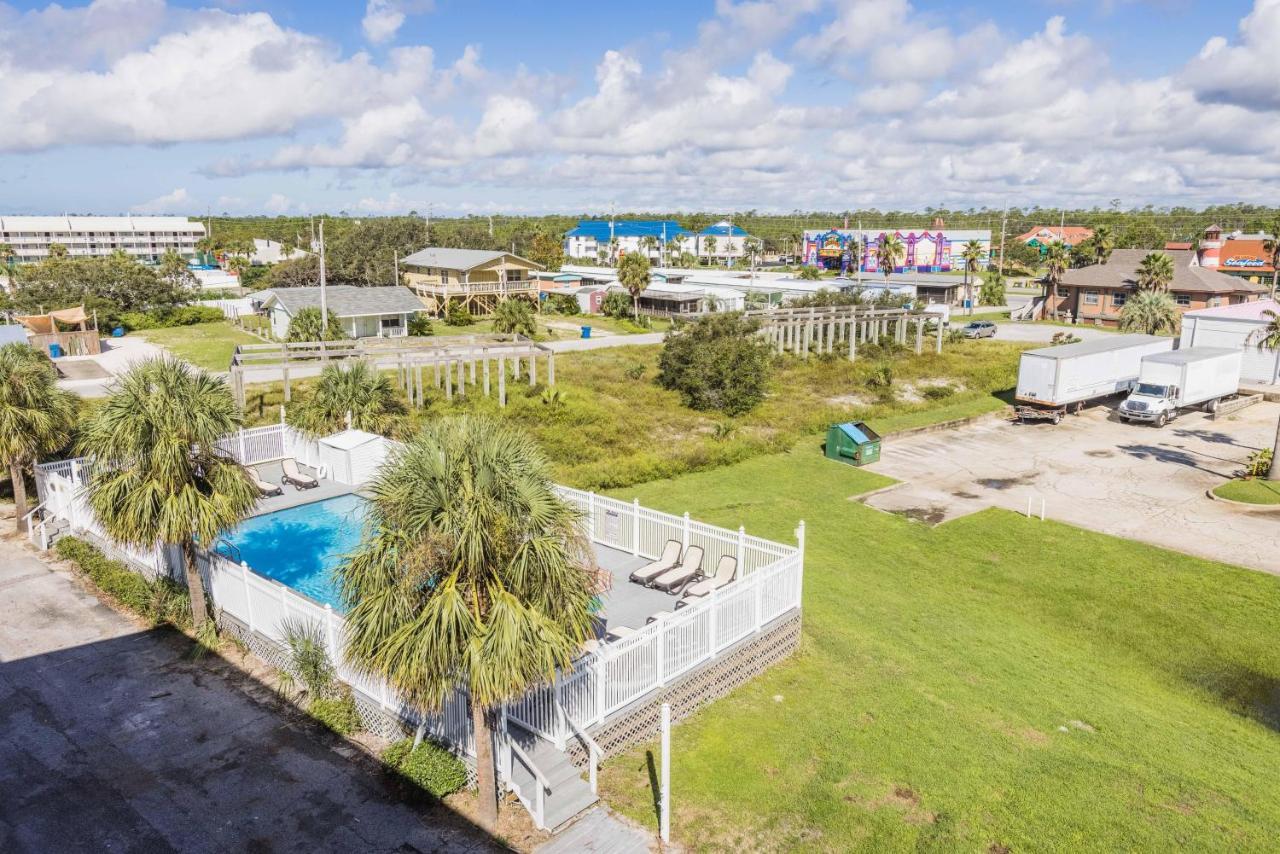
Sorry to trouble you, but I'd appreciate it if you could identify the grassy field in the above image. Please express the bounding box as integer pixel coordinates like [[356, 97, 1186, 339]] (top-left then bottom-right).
[[597, 448, 1280, 851], [137, 322, 263, 372], [1213, 478, 1280, 505], [243, 338, 1026, 490]]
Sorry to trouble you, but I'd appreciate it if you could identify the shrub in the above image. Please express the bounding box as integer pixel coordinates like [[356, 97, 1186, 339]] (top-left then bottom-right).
[[308, 688, 362, 735], [601, 291, 633, 320], [544, 293, 580, 315], [866, 362, 894, 390], [922, 384, 956, 400], [492, 298, 537, 337], [408, 312, 434, 336], [946, 328, 967, 344], [1244, 448, 1273, 479], [978, 272, 1006, 306], [624, 362, 646, 381], [444, 300, 474, 327], [55, 536, 190, 627], [281, 617, 335, 697], [1050, 331, 1082, 345], [382, 738, 469, 798], [657, 312, 773, 416], [119, 306, 225, 331], [287, 307, 349, 342]]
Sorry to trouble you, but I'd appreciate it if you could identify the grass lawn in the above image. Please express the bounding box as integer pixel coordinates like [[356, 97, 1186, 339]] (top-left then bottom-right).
[[1213, 478, 1280, 505], [136, 322, 263, 372], [430, 314, 670, 341], [243, 338, 1025, 490], [597, 447, 1280, 850]]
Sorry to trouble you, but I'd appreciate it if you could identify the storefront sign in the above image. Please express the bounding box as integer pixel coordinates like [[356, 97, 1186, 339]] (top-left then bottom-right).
[[1224, 256, 1266, 267]]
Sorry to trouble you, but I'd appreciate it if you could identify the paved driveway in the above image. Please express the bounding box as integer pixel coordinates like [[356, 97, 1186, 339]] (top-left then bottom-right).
[[862, 402, 1280, 574], [0, 540, 493, 853]]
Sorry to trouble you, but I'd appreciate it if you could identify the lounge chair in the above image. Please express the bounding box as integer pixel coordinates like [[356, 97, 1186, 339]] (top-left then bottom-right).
[[250, 466, 283, 497], [606, 625, 638, 641], [629, 539, 681, 585], [650, 545, 704, 593], [680, 556, 737, 601], [281, 458, 318, 490]]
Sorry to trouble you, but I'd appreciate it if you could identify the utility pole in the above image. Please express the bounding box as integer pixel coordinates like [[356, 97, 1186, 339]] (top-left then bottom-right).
[[856, 218, 864, 286], [998, 203, 1008, 276], [488, 214, 493, 237], [424, 205, 431, 245], [319, 219, 328, 334], [393, 250, 399, 286]]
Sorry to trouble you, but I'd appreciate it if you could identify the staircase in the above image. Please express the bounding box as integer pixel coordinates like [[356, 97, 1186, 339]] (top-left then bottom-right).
[[504, 722, 599, 832]]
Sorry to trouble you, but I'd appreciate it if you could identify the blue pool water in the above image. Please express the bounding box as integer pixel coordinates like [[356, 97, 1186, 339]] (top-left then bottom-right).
[[221, 494, 368, 610]]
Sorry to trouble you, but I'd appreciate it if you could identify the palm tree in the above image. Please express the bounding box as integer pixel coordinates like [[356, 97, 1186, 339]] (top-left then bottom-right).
[[1043, 240, 1069, 319], [77, 357, 257, 629], [618, 252, 651, 322], [0, 344, 78, 532], [0, 242, 15, 273], [288, 361, 404, 438], [339, 416, 596, 832], [877, 234, 904, 286], [702, 235, 717, 265], [1091, 224, 1114, 265], [1118, 289, 1178, 336], [1247, 309, 1280, 481], [962, 239, 983, 314], [492, 298, 537, 337], [1136, 251, 1175, 292], [1261, 217, 1280, 299]]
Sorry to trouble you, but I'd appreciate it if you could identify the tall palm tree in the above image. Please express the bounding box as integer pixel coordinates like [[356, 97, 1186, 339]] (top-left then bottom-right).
[[618, 252, 651, 322], [702, 235, 718, 265], [962, 239, 983, 314], [339, 416, 596, 832], [288, 361, 404, 438], [0, 344, 78, 532], [1136, 251, 1175, 292], [1261, 217, 1280, 299], [1043, 240, 1069, 319], [1091, 224, 1114, 265], [877, 234, 904, 286], [1118, 289, 1178, 336], [78, 357, 257, 629], [1247, 309, 1280, 481]]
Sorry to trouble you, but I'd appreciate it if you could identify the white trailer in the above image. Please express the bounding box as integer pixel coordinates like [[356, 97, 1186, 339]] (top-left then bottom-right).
[[1015, 334, 1174, 424], [1117, 347, 1242, 426]]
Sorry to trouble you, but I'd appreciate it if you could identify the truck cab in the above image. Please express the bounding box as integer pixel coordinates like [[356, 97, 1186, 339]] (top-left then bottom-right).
[[1118, 382, 1179, 425]]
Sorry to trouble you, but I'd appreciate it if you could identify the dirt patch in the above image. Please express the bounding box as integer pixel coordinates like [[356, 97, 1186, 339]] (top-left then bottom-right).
[[827, 393, 872, 407], [1085, 449, 1115, 458], [890, 506, 948, 525], [951, 490, 981, 499], [1021, 727, 1050, 746]]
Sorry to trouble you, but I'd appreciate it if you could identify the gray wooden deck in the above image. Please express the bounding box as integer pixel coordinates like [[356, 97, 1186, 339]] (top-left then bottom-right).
[[243, 461, 356, 516], [593, 546, 684, 637], [536, 806, 655, 854]]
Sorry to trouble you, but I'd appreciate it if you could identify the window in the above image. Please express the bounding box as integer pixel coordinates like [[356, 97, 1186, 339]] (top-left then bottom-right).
[[1112, 292, 1127, 307], [1083, 290, 1099, 306], [1174, 293, 1191, 307]]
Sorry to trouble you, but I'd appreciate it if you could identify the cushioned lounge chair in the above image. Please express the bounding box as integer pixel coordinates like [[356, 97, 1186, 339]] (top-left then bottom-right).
[[650, 545, 704, 593], [282, 458, 318, 490], [679, 555, 737, 601], [629, 539, 681, 584], [250, 466, 283, 497]]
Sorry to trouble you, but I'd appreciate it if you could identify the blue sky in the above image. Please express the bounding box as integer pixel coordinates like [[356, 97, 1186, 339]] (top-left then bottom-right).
[[0, 0, 1274, 215]]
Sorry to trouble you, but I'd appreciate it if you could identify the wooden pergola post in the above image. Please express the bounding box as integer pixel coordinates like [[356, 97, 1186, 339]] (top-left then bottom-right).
[[498, 357, 507, 407]]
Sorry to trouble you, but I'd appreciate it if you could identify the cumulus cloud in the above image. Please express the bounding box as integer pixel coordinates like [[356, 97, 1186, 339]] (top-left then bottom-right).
[[1183, 0, 1280, 110], [362, 0, 434, 44], [130, 186, 189, 213]]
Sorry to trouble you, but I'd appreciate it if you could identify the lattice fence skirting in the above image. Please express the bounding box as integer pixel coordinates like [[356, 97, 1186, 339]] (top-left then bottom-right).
[[567, 611, 802, 767], [215, 611, 480, 787]]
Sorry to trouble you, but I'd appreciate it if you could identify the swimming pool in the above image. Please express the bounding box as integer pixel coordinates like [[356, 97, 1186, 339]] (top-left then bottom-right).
[[220, 493, 367, 610]]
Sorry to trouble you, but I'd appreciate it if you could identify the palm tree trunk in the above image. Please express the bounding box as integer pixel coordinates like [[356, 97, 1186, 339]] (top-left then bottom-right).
[[11, 460, 28, 533], [1271, 269, 1278, 301], [632, 295, 639, 323], [1268, 414, 1280, 482], [183, 539, 210, 629], [473, 702, 499, 832]]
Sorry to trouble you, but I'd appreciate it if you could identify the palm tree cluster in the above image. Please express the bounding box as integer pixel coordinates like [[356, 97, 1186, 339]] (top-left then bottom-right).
[[288, 361, 404, 438], [1043, 240, 1069, 318], [1135, 251, 1175, 292], [1119, 290, 1178, 336], [0, 343, 78, 531], [618, 252, 651, 321], [339, 416, 597, 831], [876, 234, 904, 284]]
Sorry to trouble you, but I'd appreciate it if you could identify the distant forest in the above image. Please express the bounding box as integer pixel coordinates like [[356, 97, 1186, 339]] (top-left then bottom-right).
[[201, 203, 1280, 260]]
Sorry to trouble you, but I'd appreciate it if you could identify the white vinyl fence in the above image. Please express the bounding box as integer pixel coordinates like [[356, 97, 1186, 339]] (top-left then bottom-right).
[[33, 426, 804, 770]]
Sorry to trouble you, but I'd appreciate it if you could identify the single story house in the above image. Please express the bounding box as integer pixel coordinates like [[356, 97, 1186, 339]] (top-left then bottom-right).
[[1046, 249, 1268, 326], [1180, 299, 1280, 384], [256, 286, 424, 340], [399, 247, 543, 316]]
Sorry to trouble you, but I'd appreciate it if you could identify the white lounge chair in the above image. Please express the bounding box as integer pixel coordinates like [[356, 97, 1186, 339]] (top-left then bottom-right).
[[651, 545, 704, 593], [629, 539, 681, 585], [250, 466, 283, 497], [680, 556, 737, 601], [281, 458, 318, 490]]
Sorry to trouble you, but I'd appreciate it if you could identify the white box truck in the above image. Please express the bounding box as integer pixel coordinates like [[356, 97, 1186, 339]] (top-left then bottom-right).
[[1117, 347, 1242, 426], [1015, 334, 1174, 424]]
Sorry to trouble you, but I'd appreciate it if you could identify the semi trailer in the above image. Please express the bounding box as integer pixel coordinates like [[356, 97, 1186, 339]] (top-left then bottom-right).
[[1014, 334, 1174, 424]]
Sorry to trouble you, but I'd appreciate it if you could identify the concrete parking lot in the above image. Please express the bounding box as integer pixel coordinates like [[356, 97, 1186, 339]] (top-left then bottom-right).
[[862, 401, 1280, 574]]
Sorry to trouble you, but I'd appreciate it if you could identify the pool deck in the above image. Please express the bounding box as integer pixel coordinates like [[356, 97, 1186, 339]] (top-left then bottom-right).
[[593, 545, 684, 637], [244, 461, 356, 516]]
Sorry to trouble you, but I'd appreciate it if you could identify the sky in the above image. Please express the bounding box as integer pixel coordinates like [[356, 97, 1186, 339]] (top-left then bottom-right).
[[1, 0, 1277, 216]]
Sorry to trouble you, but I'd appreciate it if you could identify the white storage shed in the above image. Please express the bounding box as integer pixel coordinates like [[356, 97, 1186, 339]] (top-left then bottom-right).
[[317, 430, 389, 486], [1180, 300, 1280, 384]]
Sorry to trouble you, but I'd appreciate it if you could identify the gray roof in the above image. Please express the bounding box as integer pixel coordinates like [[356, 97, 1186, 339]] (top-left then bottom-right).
[[1060, 249, 1268, 296], [1144, 347, 1239, 365], [261, 286, 423, 318], [399, 247, 542, 272], [1024, 334, 1169, 360]]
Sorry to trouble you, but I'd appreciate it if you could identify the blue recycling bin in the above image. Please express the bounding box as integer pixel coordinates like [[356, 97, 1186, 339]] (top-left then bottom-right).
[[48, 343, 62, 359], [580, 326, 592, 339], [112, 326, 125, 338]]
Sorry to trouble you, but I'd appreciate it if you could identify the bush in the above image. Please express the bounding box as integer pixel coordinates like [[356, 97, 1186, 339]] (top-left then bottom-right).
[[866, 362, 894, 390], [492, 298, 537, 337], [118, 305, 225, 331], [544, 294, 580, 316], [922, 384, 956, 400], [978, 272, 1006, 306], [601, 291, 633, 320], [625, 362, 646, 381], [382, 738, 469, 798], [444, 300, 474, 327], [657, 312, 773, 416], [1244, 448, 1273, 479], [55, 536, 189, 627], [308, 688, 362, 735], [408, 312, 434, 336], [287, 307, 349, 342]]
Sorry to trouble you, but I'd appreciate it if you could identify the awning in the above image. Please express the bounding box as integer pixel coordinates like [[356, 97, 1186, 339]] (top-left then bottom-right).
[[16, 305, 90, 333]]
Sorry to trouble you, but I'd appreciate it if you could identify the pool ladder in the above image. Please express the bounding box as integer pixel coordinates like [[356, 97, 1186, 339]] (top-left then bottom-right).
[[214, 537, 242, 564]]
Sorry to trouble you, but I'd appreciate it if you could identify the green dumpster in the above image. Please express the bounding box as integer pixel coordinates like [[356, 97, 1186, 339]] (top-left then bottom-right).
[[825, 421, 881, 466]]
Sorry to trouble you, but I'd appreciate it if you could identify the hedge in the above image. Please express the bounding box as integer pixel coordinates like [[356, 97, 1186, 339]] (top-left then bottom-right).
[[54, 536, 189, 628], [382, 738, 469, 798]]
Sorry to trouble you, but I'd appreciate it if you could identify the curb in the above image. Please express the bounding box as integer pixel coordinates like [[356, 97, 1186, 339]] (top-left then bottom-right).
[[882, 407, 1012, 441], [1204, 486, 1280, 512]]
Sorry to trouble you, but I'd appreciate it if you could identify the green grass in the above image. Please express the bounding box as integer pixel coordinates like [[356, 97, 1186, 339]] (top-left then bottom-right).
[[243, 338, 1023, 490], [597, 448, 1280, 851], [1213, 479, 1280, 505], [429, 314, 670, 340], [136, 321, 263, 371]]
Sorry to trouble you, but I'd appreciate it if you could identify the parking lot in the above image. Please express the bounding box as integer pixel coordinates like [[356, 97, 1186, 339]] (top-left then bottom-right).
[[863, 400, 1280, 574]]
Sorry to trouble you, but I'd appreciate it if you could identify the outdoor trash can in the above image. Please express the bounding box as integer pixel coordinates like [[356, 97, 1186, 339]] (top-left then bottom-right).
[[581, 326, 592, 339], [48, 342, 62, 359], [825, 421, 882, 467]]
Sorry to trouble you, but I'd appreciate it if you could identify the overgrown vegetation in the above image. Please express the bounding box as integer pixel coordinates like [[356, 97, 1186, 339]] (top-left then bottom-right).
[[657, 312, 774, 416], [287, 307, 349, 342], [55, 537, 190, 628], [118, 305, 225, 331], [382, 739, 469, 799], [444, 300, 474, 327], [491, 298, 537, 337], [308, 690, 363, 735]]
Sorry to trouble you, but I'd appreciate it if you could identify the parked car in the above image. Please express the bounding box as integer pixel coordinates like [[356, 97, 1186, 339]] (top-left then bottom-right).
[[961, 321, 997, 338]]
